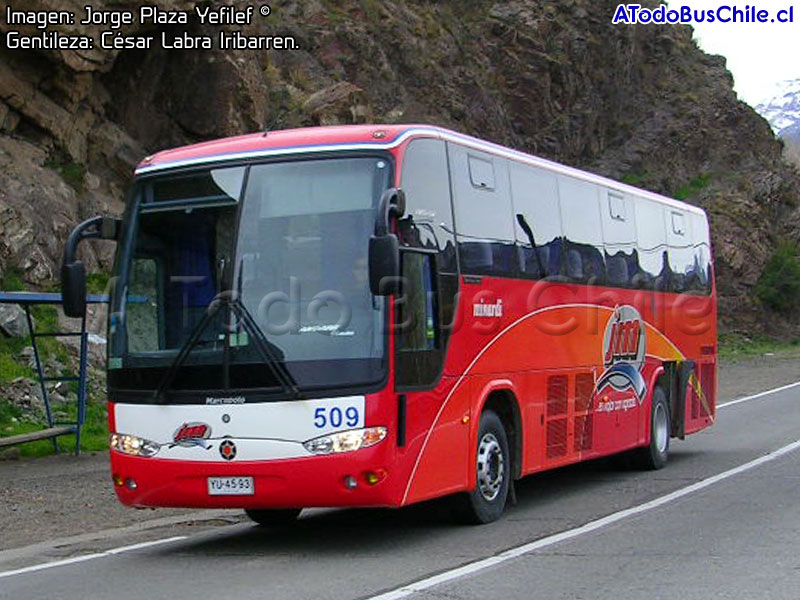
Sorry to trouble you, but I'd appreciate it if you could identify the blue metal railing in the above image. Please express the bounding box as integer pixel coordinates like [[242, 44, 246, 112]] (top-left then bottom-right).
[[0, 293, 108, 455]]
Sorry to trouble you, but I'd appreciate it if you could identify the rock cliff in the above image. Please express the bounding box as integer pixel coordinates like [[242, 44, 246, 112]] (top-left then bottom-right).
[[1, 0, 798, 333]]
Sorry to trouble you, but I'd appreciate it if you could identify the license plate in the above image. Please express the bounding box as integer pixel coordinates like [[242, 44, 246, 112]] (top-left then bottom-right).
[[208, 476, 254, 495]]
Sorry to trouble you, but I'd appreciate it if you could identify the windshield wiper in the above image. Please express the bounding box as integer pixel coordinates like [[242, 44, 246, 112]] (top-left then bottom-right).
[[152, 300, 224, 403], [151, 295, 302, 402], [230, 260, 301, 400], [227, 298, 302, 400]]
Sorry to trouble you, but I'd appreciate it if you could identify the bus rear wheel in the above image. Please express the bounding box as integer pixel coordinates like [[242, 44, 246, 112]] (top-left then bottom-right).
[[245, 508, 302, 526], [454, 410, 510, 524], [633, 385, 670, 470]]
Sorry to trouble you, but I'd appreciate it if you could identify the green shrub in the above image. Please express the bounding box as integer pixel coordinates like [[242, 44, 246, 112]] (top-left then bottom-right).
[[86, 272, 110, 294], [0, 400, 21, 423], [675, 173, 712, 200], [0, 338, 34, 383], [1, 268, 27, 291], [44, 159, 86, 192], [621, 172, 646, 186], [755, 242, 800, 313]]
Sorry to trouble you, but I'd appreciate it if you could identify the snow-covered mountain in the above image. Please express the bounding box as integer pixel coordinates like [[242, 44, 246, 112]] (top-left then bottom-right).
[[755, 78, 800, 135], [755, 79, 800, 166]]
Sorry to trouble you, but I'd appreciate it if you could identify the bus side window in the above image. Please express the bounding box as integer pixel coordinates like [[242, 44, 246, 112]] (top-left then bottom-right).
[[558, 177, 606, 285], [398, 252, 438, 352], [601, 191, 637, 289], [666, 210, 694, 293], [690, 212, 713, 295], [635, 200, 667, 290], [399, 138, 457, 273], [449, 144, 517, 277], [509, 161, 563, 280], [128, 257, 161, 352]]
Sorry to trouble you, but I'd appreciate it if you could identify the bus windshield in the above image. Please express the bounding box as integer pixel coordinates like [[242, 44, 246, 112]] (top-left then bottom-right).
[[108, 156, 391, 400]]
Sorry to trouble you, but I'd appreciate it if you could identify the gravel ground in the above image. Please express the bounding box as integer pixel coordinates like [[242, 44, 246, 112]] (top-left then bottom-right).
[[1, 354, 798, 552]]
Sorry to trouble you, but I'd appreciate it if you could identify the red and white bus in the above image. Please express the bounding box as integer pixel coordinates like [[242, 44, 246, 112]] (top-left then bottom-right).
[[62, 125, 716, 524]]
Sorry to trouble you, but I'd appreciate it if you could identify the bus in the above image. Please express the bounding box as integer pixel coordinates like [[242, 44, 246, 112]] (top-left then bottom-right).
[[61, 125, 716, 525]]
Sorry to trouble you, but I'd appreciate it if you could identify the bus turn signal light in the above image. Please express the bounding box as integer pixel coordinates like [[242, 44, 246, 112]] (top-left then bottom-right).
[[363, 470, 386, 485]]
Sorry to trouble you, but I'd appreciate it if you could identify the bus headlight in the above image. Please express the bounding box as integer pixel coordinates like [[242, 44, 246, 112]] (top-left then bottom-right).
[[304, 427, 387, 455], [110, 433, 161, 458]]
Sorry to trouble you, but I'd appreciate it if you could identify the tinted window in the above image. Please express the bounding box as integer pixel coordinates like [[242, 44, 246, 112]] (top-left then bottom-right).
[[399, 138, 457, 272], [666, 209, 695, 293], [255, 160, 378, 217], [559, 177, 605, 284], [635, 200, 668, 289], [690, 212, 713, 295], [398, 253, 438, 352], [150, 167, 245, 207], [449, 144, 517, 276], [601, 191, 638, 288], [509, 161, 563, 279], [109, 159, 391, 396], [395, 252, 448, 390], [127, 257, 160, 353], [239, 158, 388, 362]]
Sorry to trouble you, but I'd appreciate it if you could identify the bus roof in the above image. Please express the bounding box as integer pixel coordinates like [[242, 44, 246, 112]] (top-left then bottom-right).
[[135, 124, 705, 217]]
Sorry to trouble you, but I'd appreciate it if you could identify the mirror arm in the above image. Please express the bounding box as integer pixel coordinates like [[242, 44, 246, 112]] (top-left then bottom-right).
[[369, 189, 406, 297], [374, 188, 406, 236], [63, 216, 122, 267]]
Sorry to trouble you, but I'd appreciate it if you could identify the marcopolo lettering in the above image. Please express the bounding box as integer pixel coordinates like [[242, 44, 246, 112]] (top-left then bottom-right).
[[473, 299, 503, 318]]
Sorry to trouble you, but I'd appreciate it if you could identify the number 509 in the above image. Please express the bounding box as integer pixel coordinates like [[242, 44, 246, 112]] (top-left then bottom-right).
[[314, 406, 360, 429]]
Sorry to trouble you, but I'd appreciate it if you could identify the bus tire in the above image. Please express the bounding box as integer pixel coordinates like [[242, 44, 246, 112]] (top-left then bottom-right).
[[633, 386, 670, 470], [245, 508, 302, 526], [454, 410, 510, 524]]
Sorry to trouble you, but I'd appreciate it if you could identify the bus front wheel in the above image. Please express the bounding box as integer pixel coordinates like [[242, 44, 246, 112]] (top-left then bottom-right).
[[245, 508, 302, 527], [454, 410, 510, 524], [633, 386, 670, 470]]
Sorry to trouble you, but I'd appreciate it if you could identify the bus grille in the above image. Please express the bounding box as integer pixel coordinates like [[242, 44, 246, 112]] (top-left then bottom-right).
[[547, 418, 568, 458], [573, 415, 593, 452], [547, 375, 568, 416], [574, 373, 594, 451]]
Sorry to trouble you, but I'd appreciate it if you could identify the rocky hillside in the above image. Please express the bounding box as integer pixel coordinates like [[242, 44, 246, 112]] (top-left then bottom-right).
[[1, 0, 799, 333], [780, 124, 800, 168]]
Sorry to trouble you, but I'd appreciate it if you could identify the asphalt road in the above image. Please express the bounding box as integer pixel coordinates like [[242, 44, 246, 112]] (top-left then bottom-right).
[[2, 382, 800, 600]]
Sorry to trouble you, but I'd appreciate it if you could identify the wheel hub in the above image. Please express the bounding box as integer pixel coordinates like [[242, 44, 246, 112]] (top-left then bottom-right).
[[654, 402, 669, 454], [477, 432, 505, 501]]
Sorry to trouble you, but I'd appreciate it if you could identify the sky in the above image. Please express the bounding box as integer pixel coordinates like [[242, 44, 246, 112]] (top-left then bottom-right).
[[683, 0, 800, 106]]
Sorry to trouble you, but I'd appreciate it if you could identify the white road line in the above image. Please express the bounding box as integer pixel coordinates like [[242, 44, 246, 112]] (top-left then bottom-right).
[[718, 380, 800, 409], [0, 509, 239, 566], [367, 437, 800, 600], [0, 536, 186, 580], [106, 538, 186, 555]]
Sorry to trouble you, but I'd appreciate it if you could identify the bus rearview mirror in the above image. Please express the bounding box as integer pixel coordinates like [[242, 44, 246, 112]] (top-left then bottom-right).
[[61, 215, 122, 318], [369, 234, 400, 296], [62, 261, 87, 318]]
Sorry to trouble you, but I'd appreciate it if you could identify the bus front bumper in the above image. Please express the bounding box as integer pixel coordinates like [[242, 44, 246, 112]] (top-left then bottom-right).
[[109, 446, 401, 509]]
